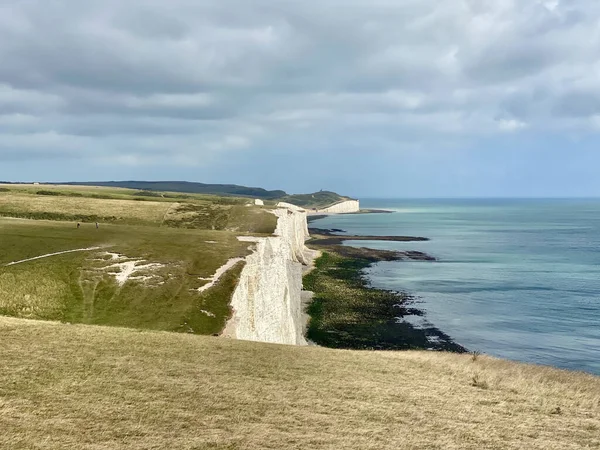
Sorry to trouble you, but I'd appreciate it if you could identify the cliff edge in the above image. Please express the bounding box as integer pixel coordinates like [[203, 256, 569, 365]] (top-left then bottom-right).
[[223, 206, 318, 345], [314, 199, 360, 213]]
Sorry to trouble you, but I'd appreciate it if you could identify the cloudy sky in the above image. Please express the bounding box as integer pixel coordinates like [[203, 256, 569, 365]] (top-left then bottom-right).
[[1, 0, 600, 197]]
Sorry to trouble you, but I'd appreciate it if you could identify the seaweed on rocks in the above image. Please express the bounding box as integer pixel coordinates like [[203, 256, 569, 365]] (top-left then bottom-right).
[[304, 238, 466, 353], [308, 227, 429, 246]]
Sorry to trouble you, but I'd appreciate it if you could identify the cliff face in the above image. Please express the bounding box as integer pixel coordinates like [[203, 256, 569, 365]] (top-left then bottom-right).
[[223, 207, 316, 345], [317, 200, 360, 213]]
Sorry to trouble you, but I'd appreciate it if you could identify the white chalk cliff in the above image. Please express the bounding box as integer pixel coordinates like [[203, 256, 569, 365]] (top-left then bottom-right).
[[316, 199, 360, 214], [223, 206, 318, 345]]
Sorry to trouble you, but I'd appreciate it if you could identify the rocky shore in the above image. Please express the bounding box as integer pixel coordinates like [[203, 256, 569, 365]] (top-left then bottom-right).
[[308, 227, 430, 246], [223, 204, 465, 353], [305, 224, 467, 353]]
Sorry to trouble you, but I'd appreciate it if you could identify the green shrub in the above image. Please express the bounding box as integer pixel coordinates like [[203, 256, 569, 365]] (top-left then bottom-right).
[[134, 190, 162, 197]]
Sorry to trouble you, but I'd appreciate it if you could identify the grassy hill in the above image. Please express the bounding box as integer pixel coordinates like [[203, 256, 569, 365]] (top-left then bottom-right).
[[0, 183, 277, 231], [59, 180, 287, 199], [278, 191, 351, 209], [0, 184, 276, 335], [1, 316, 599, 450], [3, 181, 353, 209]]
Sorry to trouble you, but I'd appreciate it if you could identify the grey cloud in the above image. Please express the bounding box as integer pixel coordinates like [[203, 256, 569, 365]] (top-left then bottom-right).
[[0, 0, 599, 165], [554, 91, 600, 117]]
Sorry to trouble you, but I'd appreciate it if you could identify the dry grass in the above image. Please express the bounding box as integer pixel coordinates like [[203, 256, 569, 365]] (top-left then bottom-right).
[[0, 183, 135, 196], [0, 193, 172, 224], [0, 187, 278, 233], [1, 316, 598, 450]]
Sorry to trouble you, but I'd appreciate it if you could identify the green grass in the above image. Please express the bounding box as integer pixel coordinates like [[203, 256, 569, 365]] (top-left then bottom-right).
[[0, 182, 264, 204], [279, 191, 350, 209], [61, 180, 287, 199], [0, 218, 250, 334], [0, 185, 278, 334], [0, 183, 147, 200], [0, 191, 174, 225], [164, 203, 277, 233], [0, 186, 278, 233]]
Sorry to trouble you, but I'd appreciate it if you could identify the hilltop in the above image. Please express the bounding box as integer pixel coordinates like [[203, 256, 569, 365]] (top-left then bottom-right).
[[3, 181, 351, 209], [0, 183, 276, 335], [60, 180, 287, 200], [278, 190, 355, 209], [2, 316, 599, 450]]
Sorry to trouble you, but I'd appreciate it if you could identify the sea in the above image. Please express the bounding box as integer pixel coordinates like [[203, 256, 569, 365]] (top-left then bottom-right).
[[310, 199, 600, 375]]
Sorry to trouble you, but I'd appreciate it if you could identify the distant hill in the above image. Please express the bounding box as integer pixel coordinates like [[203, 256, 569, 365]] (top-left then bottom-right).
[[62, 181, 287, 200], [278, 191, 351, 208], [57, 182, 350, 207]]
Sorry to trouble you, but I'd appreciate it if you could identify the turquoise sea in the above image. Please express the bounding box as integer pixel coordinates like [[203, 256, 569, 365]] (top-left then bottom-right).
[[311, 199, 600, 375]]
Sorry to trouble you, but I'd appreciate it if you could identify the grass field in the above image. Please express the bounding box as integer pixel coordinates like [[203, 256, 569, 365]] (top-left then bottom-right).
[[0, 185, 277, 335], [0, 193, 172, 224], [0, 185, 277, 232], [1, 316, 599, 450], [0, 218, 250, 334], [278, 191, 350, 209]]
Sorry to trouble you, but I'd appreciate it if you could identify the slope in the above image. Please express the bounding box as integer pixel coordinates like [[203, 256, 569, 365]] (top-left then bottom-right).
[[60, 180, 287, 199], [1, 316, 599, 450], [277, 191, 351, 209]]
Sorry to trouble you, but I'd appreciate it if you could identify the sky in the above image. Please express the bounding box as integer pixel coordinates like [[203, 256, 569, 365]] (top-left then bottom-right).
[[1, 0, 600, 197]]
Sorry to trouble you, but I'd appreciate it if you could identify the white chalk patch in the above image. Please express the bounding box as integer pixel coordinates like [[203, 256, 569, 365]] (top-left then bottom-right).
[[197, 257, 244, 293], [93, 252, 165, 286], [5, 247, 103, 266], [205, 241, 218, 244], [104, 260, 164, 286], [199, 309, 216, 317]]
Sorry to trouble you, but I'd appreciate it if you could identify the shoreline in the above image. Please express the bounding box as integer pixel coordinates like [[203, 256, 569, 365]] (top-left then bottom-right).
[[304, 223, 467, 353], [308, 227, 429, 246], [307, 209, 394, 223]]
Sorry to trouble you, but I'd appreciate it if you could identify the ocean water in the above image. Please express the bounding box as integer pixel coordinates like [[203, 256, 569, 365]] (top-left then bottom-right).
[[311, 199, 600, 375]]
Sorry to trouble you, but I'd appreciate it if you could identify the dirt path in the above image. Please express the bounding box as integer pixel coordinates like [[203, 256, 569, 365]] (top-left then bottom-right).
[[5, 247, 103, 266]]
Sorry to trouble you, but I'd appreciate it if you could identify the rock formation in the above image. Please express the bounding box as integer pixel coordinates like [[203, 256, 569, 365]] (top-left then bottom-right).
[[223, 205, 318, 345], [316, 200, 360, 213]]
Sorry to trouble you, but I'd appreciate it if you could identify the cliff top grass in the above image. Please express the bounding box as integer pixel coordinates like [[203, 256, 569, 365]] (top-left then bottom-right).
[[277, 190, 352, 209], [0, 185, 277, 334], [1, 183, 351, 213], [0, 184, 277, 233], [56, 180, 287, 199], [1, 315, 599, 450], [0, 218, 250, 334]]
